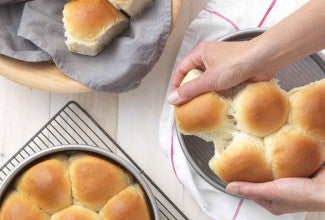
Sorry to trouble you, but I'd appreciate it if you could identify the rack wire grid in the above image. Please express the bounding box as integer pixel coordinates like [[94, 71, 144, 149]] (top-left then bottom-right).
[[0, 101, 188, 220]]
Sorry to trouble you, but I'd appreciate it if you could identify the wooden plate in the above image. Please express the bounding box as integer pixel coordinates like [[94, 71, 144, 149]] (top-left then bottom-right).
[[0, 0, 183, 93]]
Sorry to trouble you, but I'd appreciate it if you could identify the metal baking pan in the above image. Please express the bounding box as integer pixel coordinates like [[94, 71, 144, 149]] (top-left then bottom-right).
[[0, 145, 160, 220], [177, 28, 325, 194]]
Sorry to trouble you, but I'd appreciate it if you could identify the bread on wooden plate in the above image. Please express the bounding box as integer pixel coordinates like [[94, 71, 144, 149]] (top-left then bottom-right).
[[175, 69, 325, 184], [0, 154, 152, 219], [63, 0, 129, 56]]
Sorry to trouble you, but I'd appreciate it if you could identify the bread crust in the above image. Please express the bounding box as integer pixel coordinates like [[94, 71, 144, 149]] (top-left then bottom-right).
[[69, 154, 131, 211], [234, 81, 288, 137], [63, 0, 129, 56], [100, 184, 151, 220], [289, 80, 325, 143], [16, 157, 72, 213], [0, 192, 48, 220], [1, 153, 152, 219], [209, 135, 273, 183]]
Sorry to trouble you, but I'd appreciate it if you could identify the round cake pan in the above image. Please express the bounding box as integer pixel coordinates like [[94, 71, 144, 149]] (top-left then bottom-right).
[[177, 28, 325, 194], [0, 145, 160, 220]]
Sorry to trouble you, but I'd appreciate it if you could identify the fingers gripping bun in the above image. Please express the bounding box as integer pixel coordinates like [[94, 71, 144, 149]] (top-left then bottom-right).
[[174, 69, 228, 135]]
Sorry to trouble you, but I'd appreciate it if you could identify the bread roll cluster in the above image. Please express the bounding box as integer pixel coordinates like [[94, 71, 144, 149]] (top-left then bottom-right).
[[63, 0, 152, 56], [175, 69, 325, 184], [0, 154, 151, 220]]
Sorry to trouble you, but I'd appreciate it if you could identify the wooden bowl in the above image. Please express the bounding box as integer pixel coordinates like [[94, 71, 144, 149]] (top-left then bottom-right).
[[0, 0, 183, 93]]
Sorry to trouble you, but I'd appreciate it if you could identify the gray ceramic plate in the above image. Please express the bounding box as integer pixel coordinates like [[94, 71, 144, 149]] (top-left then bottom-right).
[[176, 28, 325, 194]]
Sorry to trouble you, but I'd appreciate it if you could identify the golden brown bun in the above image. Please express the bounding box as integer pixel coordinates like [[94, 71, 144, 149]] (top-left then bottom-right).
[[174, 69, 227, 135], [107, 0, 153, 17], [69, 154, 131, 211], [1, 154, 153, 219], [0, 192, 48, 220], [289, 80, 325, 143], [100, 184, 151, 220], [266, 126, 324, 179], [51, 205, 100, 220], [209, 135, 273, 183], [63, 0, 129, 56], [173, 69, 325, 183], [234, 81, 288, 137], [16, 157, 72, 213]]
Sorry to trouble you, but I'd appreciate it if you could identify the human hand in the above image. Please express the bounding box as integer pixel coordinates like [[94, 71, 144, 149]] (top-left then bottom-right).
[[226, 167, 325, 215], [167, 41, 278, 105]]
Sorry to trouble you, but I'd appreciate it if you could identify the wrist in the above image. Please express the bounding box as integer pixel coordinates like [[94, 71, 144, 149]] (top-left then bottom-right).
[[246, 34, 289, 78]]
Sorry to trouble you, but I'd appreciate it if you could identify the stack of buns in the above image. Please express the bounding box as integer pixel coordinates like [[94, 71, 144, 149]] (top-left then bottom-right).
[[0, 154, 151, 220], [175, 69, 325, 184], [63, 0, 152, 56]]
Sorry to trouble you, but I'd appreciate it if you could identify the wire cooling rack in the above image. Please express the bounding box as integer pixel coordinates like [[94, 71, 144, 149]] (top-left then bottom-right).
[[0, 101, 188, 220]]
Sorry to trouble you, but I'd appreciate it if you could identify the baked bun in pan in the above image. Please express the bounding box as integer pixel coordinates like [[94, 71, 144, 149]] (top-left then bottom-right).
[[0, 153, 152, 219], [175, 70, 325, 184]]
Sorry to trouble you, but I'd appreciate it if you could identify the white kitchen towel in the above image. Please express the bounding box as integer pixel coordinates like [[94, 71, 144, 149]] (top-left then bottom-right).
[[159, 0, 324, 219]]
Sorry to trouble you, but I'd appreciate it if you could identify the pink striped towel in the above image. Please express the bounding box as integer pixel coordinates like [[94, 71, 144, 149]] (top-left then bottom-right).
[[159, 0, 324, 219]]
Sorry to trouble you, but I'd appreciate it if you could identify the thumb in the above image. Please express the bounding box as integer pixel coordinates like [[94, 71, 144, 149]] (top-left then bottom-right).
[[227, 177, 315, 202], [226, 181, 282, 201], [167, 73, 215, 105]]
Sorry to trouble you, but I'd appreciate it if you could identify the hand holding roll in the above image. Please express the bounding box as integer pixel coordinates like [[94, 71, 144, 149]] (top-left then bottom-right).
[[174, 69, 325, 184]]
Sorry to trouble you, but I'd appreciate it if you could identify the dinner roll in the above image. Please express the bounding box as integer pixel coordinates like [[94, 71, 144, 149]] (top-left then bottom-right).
[[108, 0, 153, 17], [234, 81, 288, 137], [174, 69, 228, 136], [63, 0, 129, 56], [100, 184, 151, 220], [69, 154, 131, 211], [265, 126, 324, 179], [209, 135, 273, 183], [0, 192, 48, 220], [16, 157, 72, 213], [51, 205, 100, 220], [289, 79, 325, 143], [174, 69, 325, 184]]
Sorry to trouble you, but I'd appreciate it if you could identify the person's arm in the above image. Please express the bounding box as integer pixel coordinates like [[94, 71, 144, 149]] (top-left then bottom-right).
[[249, 0, 325, 81], [167, 0, 325, 105]]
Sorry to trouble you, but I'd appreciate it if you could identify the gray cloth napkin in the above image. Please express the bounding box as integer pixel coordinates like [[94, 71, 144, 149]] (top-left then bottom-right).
[[17, 0, 171, 92], [0, 2, 51, 62], [0, 0, 28, 4]]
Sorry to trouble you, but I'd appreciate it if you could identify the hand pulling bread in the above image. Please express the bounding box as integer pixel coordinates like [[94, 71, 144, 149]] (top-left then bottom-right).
[[63, 0, 152, 56], [174, 69, 325, 184]]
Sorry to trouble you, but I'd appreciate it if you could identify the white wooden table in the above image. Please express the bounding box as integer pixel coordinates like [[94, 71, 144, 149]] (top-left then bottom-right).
[[0, 0, 323, 219]]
